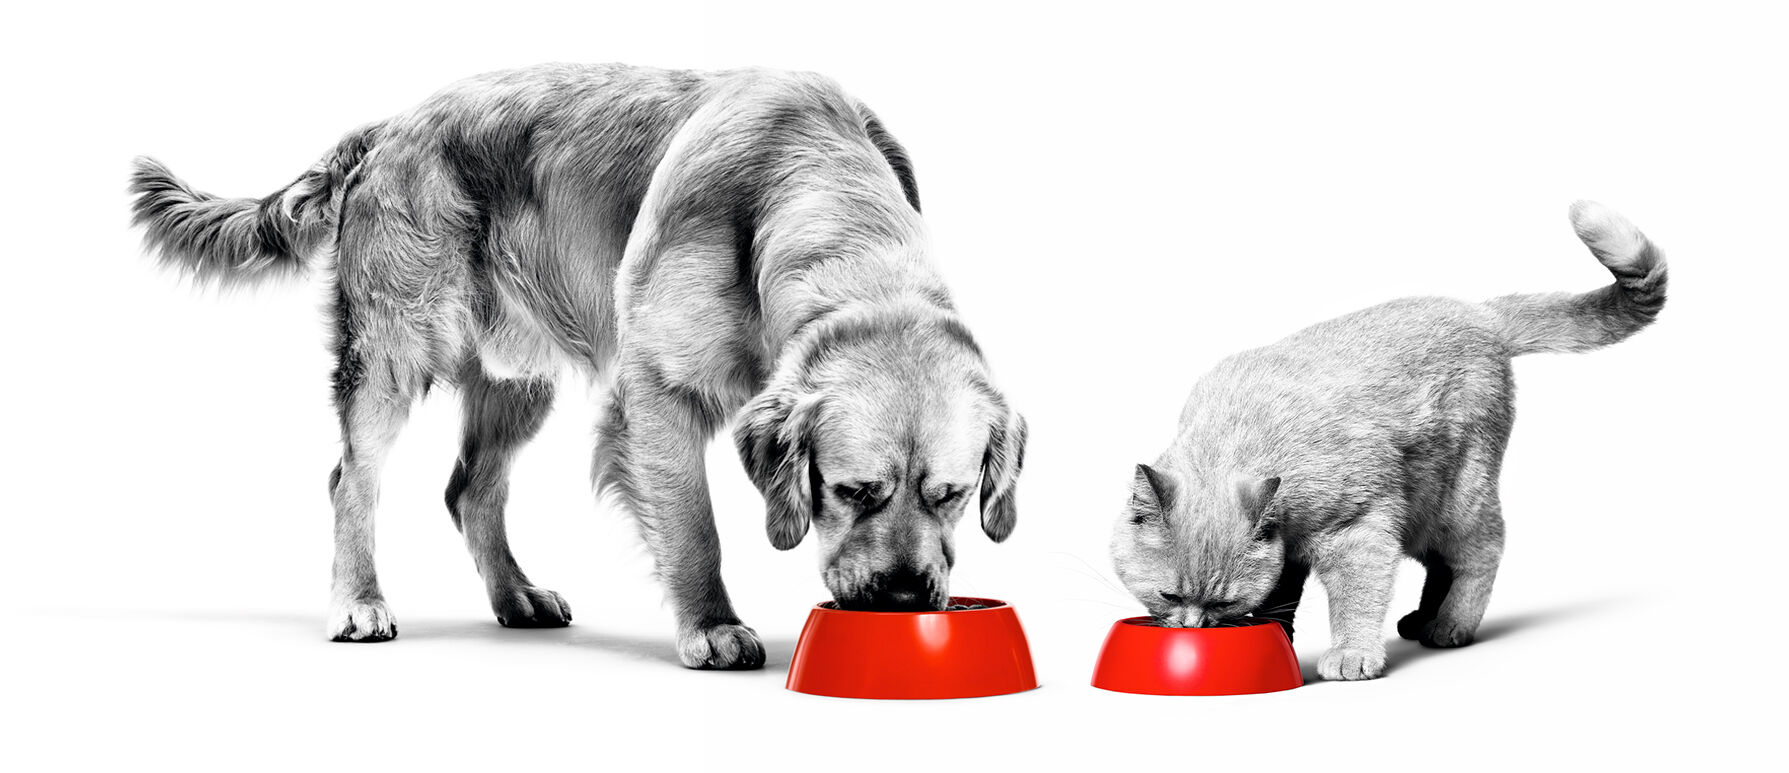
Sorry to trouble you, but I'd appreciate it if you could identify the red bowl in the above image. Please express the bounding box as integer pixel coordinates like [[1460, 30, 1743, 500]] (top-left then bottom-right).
[[786, 597, 1038, 699], [1091, 616, 1302, 696]]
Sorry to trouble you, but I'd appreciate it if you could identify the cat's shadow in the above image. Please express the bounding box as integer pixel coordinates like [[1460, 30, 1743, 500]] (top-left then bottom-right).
[[1295, 598, 1625, 683]]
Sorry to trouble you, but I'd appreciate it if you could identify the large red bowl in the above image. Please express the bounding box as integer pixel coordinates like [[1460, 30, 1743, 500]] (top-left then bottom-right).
[[1091, 616, 1302, 696], [786, 597, 1038, 699]]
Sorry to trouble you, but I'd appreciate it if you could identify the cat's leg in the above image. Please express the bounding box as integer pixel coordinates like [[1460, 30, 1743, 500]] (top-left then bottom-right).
[[1408, 431, 1508, 648], [1255, 560, 1310, 641], [1396, 554, 1455, 640], [1417, 503, 1505, 648], [1314, 516, 1401, 680]]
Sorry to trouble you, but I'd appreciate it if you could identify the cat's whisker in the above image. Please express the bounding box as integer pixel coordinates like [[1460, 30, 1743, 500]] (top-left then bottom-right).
[[1064, 597, 1142, 612], [1046, 552, 1133, 597]]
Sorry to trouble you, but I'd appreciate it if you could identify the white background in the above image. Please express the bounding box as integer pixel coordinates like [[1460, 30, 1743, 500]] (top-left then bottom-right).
[[5, 1, 1784, 769]]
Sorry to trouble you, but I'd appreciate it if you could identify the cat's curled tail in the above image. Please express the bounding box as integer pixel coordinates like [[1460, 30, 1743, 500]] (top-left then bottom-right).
[[1487, 201, 1668, 355], [127, 123, 383, 288]]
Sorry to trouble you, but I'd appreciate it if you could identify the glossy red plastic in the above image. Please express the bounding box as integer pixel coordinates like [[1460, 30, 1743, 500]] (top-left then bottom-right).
[[1091, 616, 1302, 696], [786, 597, 1038, 699]]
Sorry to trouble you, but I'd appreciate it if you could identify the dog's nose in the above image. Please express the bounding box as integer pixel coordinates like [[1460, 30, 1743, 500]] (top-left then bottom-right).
[[864, 567, 937, 611]]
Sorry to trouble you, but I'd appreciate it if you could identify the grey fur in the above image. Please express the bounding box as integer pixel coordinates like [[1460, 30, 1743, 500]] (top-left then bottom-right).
[[1111, 201, 1666, 681], [128, 63, 1025, 668], [129, 125, 379, 287]]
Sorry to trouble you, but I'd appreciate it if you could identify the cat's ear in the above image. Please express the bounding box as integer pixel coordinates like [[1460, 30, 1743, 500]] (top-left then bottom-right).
[[1237, 476, 1282, 532], [1129, 463, 1172, 524]]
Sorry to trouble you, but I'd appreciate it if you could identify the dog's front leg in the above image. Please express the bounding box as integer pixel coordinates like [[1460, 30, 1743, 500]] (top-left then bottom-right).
[[597, 369, 765, 670]]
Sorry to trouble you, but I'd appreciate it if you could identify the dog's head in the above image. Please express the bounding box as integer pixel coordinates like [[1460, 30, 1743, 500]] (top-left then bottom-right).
[[734, 311, 1026, 611]]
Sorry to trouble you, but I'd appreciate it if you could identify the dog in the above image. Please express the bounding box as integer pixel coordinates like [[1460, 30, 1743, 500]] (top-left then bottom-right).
[[128, 63, 1028, 669]]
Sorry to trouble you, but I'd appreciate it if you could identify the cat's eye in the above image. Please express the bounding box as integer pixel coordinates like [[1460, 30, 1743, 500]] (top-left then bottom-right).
[[1158, 591, 1185, 604]]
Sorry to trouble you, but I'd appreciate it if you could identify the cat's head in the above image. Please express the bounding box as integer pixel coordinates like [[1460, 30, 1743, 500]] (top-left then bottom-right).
[[1110, 462, 1285, 627]]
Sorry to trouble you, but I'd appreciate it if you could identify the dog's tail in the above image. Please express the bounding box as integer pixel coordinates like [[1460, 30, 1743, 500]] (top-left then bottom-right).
[[128, 123, 382, 287], [1486, 201, 1668, 355]]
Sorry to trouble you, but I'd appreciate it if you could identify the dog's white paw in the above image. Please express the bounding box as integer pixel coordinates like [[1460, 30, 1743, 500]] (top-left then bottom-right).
[[327, 598, 397, 642], [492, 585, 572, 628], [678, 623, 766, 670], [1317, 646, 1387, 681]]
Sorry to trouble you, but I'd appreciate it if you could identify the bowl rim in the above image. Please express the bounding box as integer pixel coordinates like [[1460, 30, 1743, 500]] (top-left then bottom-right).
[[811, 596, 1011, 615], [1114, 615, 1285, 632]]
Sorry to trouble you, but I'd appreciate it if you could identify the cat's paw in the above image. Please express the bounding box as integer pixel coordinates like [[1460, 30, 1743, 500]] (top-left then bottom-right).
[[1416, 618, 1478, 649], [1317, 646, 1386, 681], [678, 623, 766, 670], [492, 584, 572, 628], [1397, 610, 1435, 641], [327, 598, 397, 642]]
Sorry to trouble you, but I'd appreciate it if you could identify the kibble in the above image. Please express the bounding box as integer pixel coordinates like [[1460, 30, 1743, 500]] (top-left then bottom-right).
[[946, 604, 989, 611]]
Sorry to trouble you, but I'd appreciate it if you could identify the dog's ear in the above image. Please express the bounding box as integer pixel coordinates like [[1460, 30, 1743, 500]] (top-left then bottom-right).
[[978, 411, 1029, 542], [734, 389, 824, 550]]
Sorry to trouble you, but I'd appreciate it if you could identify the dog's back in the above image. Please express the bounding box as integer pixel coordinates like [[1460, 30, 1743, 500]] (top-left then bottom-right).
[[131, 63, 914, 382]]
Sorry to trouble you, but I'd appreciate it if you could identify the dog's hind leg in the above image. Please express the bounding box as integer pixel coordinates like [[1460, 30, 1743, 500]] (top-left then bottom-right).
[[325, 345, 418, 643], [446, 361, 570, 628]]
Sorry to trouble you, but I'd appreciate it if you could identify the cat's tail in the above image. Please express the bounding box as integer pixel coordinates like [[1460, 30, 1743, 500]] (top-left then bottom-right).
[[1486, 201, 1668, 355], [128, 123, 382, 288]]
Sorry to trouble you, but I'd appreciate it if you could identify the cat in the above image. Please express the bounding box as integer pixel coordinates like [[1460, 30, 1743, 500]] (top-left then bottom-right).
[[1110, 201, 1666, 680]]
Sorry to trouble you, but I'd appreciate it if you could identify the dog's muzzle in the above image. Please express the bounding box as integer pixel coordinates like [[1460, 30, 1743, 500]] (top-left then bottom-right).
[[837, 566, 945, 611]]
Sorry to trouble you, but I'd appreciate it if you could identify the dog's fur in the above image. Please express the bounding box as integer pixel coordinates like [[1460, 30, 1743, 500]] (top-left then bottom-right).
[[1111, 202, 1666, 680], [129, 63, 1026, 669]]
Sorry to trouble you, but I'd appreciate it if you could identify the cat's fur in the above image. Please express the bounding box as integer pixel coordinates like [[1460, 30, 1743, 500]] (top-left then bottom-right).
[[1111, 201, 1666, 681]]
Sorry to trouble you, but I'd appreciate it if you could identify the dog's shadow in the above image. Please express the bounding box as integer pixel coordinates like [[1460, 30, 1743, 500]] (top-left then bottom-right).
[[1294, 597, 1627, 684], [402, 618, 799, 673], [52, 607, 797, 674]]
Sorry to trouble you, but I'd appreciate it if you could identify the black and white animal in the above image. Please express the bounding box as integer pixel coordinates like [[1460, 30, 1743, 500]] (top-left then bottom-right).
[[129, 63, 1028, 669], [1110, 202, 1666, 680]]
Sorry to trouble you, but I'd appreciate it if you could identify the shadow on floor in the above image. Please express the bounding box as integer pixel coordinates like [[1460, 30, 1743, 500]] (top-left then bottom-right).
[[1295, 595, 1630, 684], [31, 607, 798, 673]]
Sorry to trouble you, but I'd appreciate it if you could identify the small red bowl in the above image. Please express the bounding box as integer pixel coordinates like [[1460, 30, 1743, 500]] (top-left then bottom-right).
[[786, 597, 1038, 699], [1091, 616, 1302, 696]]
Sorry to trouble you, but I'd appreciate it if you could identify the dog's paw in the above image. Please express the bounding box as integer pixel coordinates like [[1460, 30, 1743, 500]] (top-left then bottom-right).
[[1397, 610, 1435, 641], [1414, 617, 1478, 649], [492, 585, 572, 628], [1317, 646, 1387, 681], [327, 598, 397, 642], [678, 623, 766, 670]]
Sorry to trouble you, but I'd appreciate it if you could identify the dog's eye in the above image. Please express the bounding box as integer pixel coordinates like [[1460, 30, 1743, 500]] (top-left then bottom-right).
[[928, 487, 965, 509], [832, 483, 884, 507]]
